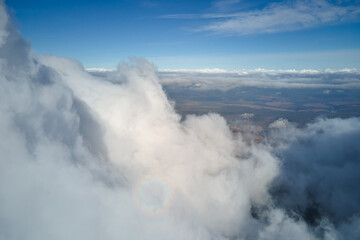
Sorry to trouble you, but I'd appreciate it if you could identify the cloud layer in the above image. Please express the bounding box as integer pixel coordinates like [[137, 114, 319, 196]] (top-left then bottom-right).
[[156, 68, 360, 90], [1, 1, 360, 240], [89, 68, 360, 90]]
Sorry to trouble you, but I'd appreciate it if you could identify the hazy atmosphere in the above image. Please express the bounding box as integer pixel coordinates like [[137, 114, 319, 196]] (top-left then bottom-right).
[[1, 1, 360, 240]]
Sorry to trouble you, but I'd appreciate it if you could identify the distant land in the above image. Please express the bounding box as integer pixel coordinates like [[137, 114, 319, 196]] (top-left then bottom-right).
[[164, 86, 360, 128], [89, 68, 360, 133]]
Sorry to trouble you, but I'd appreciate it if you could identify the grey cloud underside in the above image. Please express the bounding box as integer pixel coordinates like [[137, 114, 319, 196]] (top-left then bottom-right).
[[1, 1, 360, 240], [269, 118, 360, 225]]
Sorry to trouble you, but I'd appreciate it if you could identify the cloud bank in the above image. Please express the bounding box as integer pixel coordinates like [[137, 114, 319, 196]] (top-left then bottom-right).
[[1, 1, 360, 240], [89, 68, 360, 90], [157, 68, 360, 90]]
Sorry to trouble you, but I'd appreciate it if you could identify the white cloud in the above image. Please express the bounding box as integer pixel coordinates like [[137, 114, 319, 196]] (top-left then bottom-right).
[[162, 0, 360, 35], [154, 68, 360, 90], [269, 118, 290, 129], [240, 113, 254, 119], [88, 67, 360, 91], [86, 67, 116, 72]]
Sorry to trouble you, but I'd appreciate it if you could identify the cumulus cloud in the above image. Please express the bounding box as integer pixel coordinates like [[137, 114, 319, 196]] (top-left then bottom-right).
[[1, 1, 360, 240], [240, 113, 255, 119], [269, 118, 290, 129], [269, 118, 360, 225]]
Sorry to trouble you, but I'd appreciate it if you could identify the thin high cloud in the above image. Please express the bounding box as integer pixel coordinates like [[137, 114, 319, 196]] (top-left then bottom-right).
[[162, 0, 360, 35], [1, 1, 360, 239]]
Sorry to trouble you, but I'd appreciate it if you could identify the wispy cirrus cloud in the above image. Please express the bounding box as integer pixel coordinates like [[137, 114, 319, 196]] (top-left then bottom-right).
[[162, 0, 360, 35]]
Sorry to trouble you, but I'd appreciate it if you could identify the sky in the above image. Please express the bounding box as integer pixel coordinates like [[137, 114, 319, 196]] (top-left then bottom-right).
[[6, 0, 360, 69]]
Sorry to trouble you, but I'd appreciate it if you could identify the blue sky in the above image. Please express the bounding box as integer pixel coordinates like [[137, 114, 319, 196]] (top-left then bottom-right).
[[6, 0, 360, 69]]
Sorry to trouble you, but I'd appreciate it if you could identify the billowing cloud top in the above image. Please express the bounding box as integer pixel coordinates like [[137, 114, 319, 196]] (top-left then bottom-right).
[[1, 1, 360, 240]]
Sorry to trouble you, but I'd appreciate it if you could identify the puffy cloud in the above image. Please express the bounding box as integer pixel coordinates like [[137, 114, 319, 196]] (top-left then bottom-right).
[[269, 118, 290, 129], [240, 113, 255, 119], [0, 1, 359, 240], [269, 118, 360, 226], [38, 55, 281, 239]]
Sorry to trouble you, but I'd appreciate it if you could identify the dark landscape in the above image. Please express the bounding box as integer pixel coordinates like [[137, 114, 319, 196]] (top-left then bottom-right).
[[165, 86, 360, 128]]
